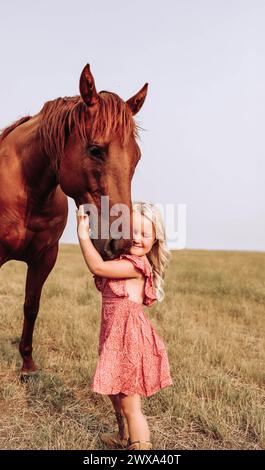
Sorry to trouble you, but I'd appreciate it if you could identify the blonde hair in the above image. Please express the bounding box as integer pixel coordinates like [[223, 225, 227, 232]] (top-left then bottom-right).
[[132, 201, 171, 302]]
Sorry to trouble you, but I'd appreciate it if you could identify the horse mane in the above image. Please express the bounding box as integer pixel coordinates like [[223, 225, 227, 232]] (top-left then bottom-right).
[[0, 116, 32, 144], [38, 92, 140, 174]]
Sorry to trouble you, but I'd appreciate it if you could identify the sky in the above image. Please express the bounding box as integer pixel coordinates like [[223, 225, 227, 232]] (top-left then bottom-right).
[[0, 0, 264, 251]]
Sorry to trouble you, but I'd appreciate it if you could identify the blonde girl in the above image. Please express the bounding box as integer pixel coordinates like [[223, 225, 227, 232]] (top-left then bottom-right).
[[76, 201, 173, 450]]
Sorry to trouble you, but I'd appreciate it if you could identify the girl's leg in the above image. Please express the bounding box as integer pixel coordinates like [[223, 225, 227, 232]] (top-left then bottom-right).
[[119, 393, 150, 442], [108, 394, 129, 439]]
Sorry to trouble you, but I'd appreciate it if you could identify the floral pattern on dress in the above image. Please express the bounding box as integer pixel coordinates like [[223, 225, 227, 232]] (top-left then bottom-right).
[[91, 253, 173, 397]]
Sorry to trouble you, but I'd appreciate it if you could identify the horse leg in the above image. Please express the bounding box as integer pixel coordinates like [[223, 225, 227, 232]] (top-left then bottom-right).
[[19, 244, 59, 375]]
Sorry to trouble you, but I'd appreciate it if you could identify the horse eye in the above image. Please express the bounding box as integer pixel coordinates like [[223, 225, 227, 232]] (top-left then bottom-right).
[[88, 145, 104, 159]]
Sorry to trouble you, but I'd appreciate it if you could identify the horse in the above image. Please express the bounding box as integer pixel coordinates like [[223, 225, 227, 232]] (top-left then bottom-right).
[[0, 63, 148, 376]]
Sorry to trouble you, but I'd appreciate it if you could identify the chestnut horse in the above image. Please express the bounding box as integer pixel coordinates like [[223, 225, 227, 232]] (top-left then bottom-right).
[[0, 64, 148, 376]]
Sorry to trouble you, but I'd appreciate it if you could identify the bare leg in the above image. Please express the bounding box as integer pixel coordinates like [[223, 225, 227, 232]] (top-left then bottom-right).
[[119, 393, 150, 443], [108, 394, 129, 440]]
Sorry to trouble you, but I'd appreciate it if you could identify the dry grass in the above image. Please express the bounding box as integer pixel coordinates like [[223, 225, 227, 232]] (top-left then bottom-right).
[[0, 246, 264, 450]]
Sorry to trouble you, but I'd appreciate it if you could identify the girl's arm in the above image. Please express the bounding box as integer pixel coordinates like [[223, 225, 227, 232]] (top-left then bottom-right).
[[76, 206, 141, 279]]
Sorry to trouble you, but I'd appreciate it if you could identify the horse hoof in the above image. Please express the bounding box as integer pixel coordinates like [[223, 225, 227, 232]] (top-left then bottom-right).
[[20, 369, 40, 383]]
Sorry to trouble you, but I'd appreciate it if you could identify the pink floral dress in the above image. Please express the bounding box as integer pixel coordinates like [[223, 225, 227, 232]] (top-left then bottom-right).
[[91, 253, 173, 397]]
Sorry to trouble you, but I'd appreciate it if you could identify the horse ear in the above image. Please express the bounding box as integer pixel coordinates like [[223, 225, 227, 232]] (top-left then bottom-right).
[[79, 64, 99, 107], [126, 83, 148, 115]]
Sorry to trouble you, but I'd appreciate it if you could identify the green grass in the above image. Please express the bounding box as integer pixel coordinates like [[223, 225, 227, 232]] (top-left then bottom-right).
[[0, 246, 264, 449]]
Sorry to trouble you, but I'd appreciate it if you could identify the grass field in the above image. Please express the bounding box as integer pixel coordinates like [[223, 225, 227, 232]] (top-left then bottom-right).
[[0, 246, 264, 450]]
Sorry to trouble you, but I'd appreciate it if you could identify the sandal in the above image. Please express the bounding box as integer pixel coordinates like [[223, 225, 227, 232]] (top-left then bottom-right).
[[100, 412, 129, 449], [99, 430, 129, 448], [126, 440, 153, 450]]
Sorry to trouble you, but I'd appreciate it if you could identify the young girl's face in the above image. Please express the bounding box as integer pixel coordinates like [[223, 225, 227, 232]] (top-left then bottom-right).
[[129, 211, 156, 256]]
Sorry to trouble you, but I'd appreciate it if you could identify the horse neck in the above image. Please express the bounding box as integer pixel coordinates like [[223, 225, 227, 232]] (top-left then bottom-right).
[[15, 114, 59, 200]]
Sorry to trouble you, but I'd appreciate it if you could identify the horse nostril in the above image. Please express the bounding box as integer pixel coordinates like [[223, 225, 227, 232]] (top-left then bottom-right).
[[104, 238, 132, 260], [105, 238, 125, 259], [104, 239, 116, 260]]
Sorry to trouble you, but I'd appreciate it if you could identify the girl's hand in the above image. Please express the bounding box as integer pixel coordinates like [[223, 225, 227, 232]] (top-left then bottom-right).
[[76, 205, 90, 240]]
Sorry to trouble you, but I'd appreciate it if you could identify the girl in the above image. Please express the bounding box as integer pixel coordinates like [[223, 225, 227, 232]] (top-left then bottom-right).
[[76, 201, 173, 450]]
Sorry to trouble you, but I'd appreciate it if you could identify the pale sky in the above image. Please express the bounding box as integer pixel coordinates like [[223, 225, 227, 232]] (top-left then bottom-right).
[[1, 0, 264, 251]]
